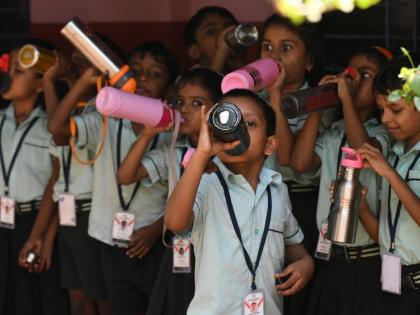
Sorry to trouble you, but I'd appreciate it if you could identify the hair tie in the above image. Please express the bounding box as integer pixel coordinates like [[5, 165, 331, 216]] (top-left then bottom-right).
[[372, 46, 393, 60]]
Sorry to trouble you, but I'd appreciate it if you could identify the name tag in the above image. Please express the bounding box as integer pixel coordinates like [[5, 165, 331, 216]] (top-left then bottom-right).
[[58, 193, 76, 227], [314, 221, 332, 261], [173, 236, 191, 273], [381, 253, 401, 295], [112, 212, 135, 246], [0, 196, 16, 229], [243, 289, 264, 315]]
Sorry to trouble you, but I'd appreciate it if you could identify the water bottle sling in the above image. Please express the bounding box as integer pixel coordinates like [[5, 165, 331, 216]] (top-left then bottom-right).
[[216, 170, 272, 290], [387, 151, 420, 252], [0, 116, 39, 195]]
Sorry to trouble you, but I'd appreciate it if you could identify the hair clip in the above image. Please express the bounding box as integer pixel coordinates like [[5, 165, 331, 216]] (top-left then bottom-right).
[[388, 48, 420, 111], [0, 54, 9, 73]]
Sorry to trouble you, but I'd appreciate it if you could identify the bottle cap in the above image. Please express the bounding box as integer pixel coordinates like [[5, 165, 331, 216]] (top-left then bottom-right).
[[341, 147, 362, 169]]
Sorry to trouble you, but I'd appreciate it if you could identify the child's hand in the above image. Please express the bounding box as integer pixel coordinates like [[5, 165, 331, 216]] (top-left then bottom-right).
[[126, 219, 163, 258], [35, 237, 55, 273], [268, 60, 287, 97], [80, 67, 99, 87], [318, 68, 359, 103], [43, 50, 72, 83], [195, 106, 240, 158], [357, 143, 393, 178], [358, 186, 369, 215], [18, 237, 43, 272], [275, 255, 314, 296], [142, 122, 173, 140]]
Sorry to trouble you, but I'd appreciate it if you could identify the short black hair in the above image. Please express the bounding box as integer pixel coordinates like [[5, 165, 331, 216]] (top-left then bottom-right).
[[373, 56, 409, 96], [260, 14, 324, 86], [129, 41, 179, 85], [175, 68, 223, 103], [184, 6, 238, 46], [220, 88, 276, 136]]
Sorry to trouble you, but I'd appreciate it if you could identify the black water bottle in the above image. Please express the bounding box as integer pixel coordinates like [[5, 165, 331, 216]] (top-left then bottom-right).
[[208, 102, 250, 156], [0, 72, 11, 94]]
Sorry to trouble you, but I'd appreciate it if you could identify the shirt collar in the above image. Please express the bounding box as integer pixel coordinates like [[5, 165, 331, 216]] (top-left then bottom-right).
[[392, 140, 420, 157], [4, 104, 46, 122]]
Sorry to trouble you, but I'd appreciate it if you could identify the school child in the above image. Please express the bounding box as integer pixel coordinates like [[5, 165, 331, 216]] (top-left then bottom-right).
[[48, 41, 179, 315], [164, 88, 315, 315], [117, 68, 223, 315], [356, 57, 420, 315], [183, 6, 243, 74], [289, 47, 393, 315], [258, 14, 326, 314], [40, 50, 110, 315], [0, 46, 69, 315]]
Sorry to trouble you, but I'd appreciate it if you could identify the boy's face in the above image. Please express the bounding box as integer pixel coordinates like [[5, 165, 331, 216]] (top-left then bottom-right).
[[129, 52, 170, 99], [347, 53, 380, 112], [175, 83, 213, 137], [260, 24, 312, 88], [2, 50, 43, 101], [216, 95, 277, 163], [376, 93, 420, 142], [188, 14, 238, 68]]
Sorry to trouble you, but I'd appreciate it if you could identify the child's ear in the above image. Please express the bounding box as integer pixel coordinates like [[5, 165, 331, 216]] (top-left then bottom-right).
[[187, 44, 201, 63], [264, 135, 278, 156]]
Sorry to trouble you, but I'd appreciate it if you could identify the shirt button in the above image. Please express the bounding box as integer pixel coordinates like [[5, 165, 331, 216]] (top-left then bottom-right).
[[255, 228, 260, 235]]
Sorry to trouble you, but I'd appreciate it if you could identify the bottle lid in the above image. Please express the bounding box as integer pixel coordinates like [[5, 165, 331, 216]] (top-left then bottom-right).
[[341, 147, 362, 169], [209, 102, 241, 133], [18, 44, 39, 68], [235, 24, 258, 46]]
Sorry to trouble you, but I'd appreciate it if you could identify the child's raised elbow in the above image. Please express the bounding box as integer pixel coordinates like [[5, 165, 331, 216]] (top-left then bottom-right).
[[290, 159, 310, 174], [164, 213, 189, 233]]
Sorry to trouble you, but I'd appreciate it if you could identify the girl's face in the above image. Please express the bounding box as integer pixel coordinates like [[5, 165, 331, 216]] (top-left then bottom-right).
[[1, 50, 43, 101], [347, 53, 380, 112], [129, 52, 170, 99], [376, 94, 420, 145], [174, 83, 214, 136], [260, 24, 312, 88]]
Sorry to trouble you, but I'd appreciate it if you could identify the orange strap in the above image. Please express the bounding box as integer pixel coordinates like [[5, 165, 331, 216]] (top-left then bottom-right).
[[68, 75, 108, 165]]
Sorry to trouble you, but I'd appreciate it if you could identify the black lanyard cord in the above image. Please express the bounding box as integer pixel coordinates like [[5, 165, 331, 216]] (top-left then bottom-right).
[[216, 170, 272, 290], [387, 151, 420, 252], [0, 116, 39, 196], [61, 147, 72, 193]]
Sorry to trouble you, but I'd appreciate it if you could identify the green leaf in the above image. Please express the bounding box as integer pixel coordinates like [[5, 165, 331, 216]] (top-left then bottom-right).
[[414, 96, 420, 111], [400, 47, 415, 68], [411, 74, 420, 95], [388, 90, 402, 102]]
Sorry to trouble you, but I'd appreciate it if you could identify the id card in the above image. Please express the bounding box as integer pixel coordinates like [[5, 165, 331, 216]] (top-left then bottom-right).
[[381, 253, 401, 295], [314, 221, 332, 261], [0, 196, 16, 229], [173, 236, 191, 273], [58, 193, 76, 227], [112, 212, 135, 246], [243, 289, 264, 315]]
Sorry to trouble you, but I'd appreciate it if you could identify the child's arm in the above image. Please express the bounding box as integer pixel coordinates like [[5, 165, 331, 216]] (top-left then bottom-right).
[[358, 187, 379, 242], [208, 26, 236, 74], [164, 106, 239, 232], [322, 72, 383, 150], [19, 156, 59, 270], [276, 244, 315, 296], [126, 216, 163, 258], [359, 143, 420, 226], [33, 213, 58, 273], [47, 67, 97, 145], [290, 111, 322, 173], [268, 61, 295, 166], [117, 125, 171, 185]]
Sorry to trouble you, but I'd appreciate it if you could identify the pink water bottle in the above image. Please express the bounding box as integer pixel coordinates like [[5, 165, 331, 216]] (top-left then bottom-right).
[[221, 58, 280, 93], [96, 86, 176, 127]]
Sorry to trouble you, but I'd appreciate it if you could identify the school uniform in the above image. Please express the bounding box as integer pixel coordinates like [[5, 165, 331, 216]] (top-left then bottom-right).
[[306, 118, 391, 315], [73, 112, 171, 315], [50, 106, 107, 302], [142, 136, 195, 315], [0, 105, 69, 315], [188, 160, 304, 315], [373, 140, 420, 315]]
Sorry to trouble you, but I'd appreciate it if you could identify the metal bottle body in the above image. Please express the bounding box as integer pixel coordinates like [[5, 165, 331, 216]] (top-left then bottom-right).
[[327, 167, 361, 244], [61, 17, 123, 77], [280, 84, 340, 119], [18, 44, 56, 73], [208, 102, 250, 156], [225, 24, 258, 50]]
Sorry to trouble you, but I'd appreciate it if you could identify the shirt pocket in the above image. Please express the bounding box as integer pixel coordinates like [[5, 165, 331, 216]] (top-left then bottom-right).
[[407, 170, 420, 196], [267, 220, 285, 261], [23, 137, 51, 172]]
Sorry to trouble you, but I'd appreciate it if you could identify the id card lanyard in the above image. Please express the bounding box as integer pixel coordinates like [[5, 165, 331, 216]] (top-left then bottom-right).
[[0, 116, 39, 196], [387, 151, 420, 252], [61, 147, 72, 194], [216, 171, 272, 291]]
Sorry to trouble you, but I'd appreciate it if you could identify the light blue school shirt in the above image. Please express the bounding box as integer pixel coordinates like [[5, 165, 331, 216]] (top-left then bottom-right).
[[315, 118, 391, 246], [74, 112, 171, 245], [188, 160, 304, 315], [379, 141, 420, 265], [0, 105, 52, 202]]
